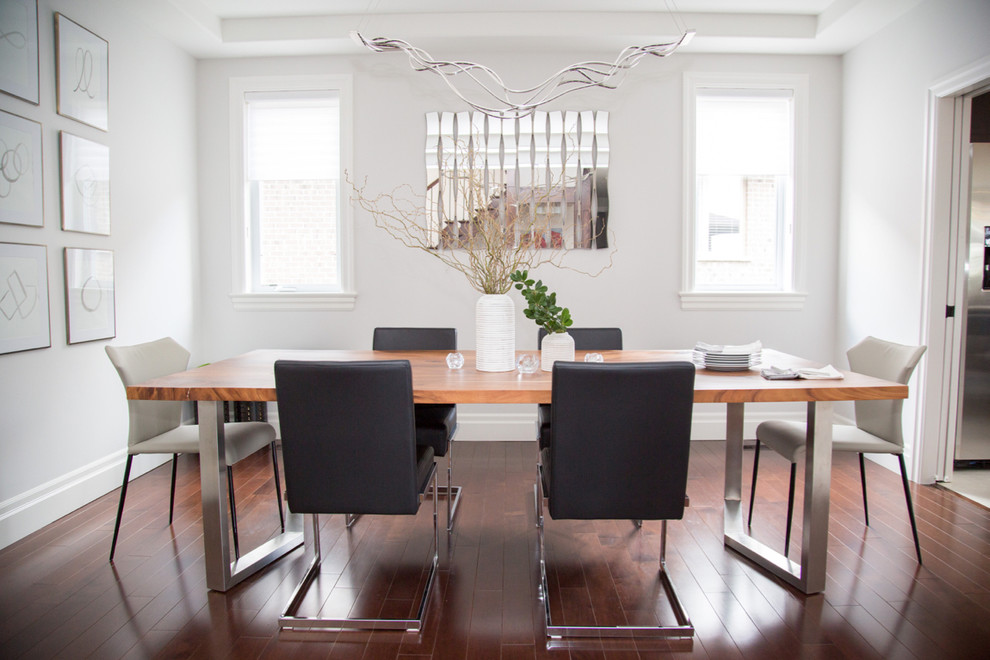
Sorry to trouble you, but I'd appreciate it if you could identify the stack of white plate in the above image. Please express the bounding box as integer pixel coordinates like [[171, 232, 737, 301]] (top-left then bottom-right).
[[692, 341, 762, 371]]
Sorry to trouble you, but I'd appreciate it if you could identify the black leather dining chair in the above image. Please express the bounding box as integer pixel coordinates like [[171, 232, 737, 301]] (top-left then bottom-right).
[[536, 327, 623, 450], [536, 361, 695, 638], [373, 327, 460, 530], [274, 359, 439, 632]]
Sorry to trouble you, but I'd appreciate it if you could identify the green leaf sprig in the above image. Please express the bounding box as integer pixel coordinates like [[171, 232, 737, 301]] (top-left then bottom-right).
[[510, 269, 574, 334]]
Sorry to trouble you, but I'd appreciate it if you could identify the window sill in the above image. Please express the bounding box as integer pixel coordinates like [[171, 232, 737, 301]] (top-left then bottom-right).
[[230, 291, 357, 311], [678, 291, 806, 311]]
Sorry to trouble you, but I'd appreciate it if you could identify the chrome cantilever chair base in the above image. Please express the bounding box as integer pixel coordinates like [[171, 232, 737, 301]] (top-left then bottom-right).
[[535, 463, 694, 639], [348, 433, 460, 533], [279, 465, 439, 632]]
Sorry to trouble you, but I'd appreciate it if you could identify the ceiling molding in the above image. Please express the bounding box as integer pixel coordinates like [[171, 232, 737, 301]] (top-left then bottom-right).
[[121, 0, 922, 58]]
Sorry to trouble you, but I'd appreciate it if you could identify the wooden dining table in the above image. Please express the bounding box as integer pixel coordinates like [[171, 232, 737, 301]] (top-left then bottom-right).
[[127, 348, 908, 594]]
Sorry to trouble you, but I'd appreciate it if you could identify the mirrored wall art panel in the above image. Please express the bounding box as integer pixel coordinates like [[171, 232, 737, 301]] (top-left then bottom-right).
[[59, 131, 110, 235], [0, 241, 50, 355], [64, 247, 114, 344], [55, 12, 108, 131], [0, 0, 39, 104], [0, 109, 43, 227], [425, 110, 610, 250]]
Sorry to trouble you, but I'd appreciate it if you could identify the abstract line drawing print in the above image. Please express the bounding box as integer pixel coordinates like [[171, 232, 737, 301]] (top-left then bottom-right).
[[64, 247, 114, 344], [0, 0, 40, 105], [73, 46, 96, 98], [0, 242, 50, 355], [1, 269, 38, 321], [60, 131, 110, 235], [55, 12, 108, 131], [0, 109, 44, 227]]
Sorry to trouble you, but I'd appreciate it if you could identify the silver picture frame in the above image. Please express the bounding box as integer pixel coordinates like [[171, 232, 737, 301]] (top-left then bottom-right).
[[59, 131, 110, 235], [64, 246, 114, 344], [55, 12, 108, 131], [0, 241, 50, 355], [0, 0, 40, 105], [0, 109, 44, 227]]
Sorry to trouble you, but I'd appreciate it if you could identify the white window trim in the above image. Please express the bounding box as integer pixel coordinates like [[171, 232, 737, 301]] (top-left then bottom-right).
[[228, 74, 356, 311], [680, 72, 809, 311]]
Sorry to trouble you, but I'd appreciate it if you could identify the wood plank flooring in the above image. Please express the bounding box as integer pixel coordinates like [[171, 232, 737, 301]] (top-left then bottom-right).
[[2, 440, 990, 659]]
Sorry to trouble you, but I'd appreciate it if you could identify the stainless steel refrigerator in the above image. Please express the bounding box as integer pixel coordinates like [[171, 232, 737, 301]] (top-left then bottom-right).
[[957, 142, 990, 462]]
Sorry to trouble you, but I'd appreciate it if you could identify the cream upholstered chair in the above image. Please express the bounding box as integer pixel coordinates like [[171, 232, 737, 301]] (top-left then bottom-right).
[[749, 336, 927, 563], [105, 337, 284, 561]]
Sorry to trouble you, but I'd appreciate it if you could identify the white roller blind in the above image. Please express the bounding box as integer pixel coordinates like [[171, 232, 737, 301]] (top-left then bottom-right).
[[245, 90, 339, 180], [696, 91, 792, 176]]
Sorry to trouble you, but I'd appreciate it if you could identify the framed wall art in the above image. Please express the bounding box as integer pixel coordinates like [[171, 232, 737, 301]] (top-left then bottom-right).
[[0, 109, 44, 227], [0, 241, 50, 355], [60, 131, 110, 235], [64, 247, 114, 344], [0, 0, 40, 104], [55, 12, 108, 131]]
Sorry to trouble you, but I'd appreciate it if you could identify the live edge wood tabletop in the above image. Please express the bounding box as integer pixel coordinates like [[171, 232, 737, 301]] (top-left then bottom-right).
[[126, 348, 907, 406]]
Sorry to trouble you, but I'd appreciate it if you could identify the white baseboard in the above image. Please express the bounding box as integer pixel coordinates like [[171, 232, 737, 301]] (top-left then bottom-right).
[[456, 412, 536, 441], [0, 451, 170, 551]]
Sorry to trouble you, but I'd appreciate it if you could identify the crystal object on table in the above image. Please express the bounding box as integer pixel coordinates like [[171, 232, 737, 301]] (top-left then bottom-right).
[[446, 352, 464, 369], [584, 352, 604, 363], [516, 353, 540, 374]]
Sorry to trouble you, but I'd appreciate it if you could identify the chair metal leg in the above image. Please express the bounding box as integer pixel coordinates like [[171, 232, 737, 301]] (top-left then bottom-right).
[[345, 513, 359, 527], [168, 454, 179, 525], [279, 465, 439, 631], [784, 462, 797, 559], [858, 453, 870, 526], [109, 455, 133, 562], [536, 471, 693, 638], [271, 442, 285, 532], [227, 466, 240, 560], [748, 441, 761, 526], [441, 438, 463, 532], [898, 455, 923, 564]]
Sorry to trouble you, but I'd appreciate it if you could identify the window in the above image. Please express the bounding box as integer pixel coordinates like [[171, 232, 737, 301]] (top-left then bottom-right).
[[681, 74, 807, 310], [229, 76, 354, 310]]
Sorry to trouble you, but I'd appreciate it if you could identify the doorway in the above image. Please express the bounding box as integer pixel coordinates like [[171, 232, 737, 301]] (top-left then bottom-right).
[[940, 92, 990, 507], [925, 68, 990, 508]]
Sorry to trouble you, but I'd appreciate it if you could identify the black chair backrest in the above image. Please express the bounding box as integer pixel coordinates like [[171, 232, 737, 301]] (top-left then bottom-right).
[[374, 327, 457, 351], [274, 360, 421, 515], [549, 361, 695, 521], [538, 327, 623, 350]]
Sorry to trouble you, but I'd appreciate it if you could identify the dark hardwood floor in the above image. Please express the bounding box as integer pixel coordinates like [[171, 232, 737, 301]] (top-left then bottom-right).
[[2, 440, 990, 659]]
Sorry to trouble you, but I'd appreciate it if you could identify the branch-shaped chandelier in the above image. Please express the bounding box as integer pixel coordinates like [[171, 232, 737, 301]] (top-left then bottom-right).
[[350, 28, 695, 119]]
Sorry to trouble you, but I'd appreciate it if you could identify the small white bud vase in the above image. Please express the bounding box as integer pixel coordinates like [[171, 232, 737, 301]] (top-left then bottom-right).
[[475, 294, 516, 372], [540, 331, 575, 371]]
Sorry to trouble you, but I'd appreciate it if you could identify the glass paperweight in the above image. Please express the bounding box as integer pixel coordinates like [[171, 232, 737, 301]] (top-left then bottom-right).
[[516, 353, 540, 374], [584, 352, 604, 363], [445, 352, 465, 369]]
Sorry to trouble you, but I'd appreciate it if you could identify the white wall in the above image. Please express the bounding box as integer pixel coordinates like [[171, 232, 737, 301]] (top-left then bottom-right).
[[0, 0, 197, 548], [840, 0, 990, 480], [197, 51, 842, 437]]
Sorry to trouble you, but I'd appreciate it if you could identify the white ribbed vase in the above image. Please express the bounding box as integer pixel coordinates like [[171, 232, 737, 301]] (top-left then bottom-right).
[[540, 331, 575, 372], [475, 294, 516, 372]]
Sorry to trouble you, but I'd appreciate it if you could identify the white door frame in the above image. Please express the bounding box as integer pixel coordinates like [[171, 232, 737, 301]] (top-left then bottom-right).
[[919, 56, 990, 484]]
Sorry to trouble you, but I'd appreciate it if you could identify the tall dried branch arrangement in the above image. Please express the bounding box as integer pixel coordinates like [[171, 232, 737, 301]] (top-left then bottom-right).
[[348, 166, 612, 295]]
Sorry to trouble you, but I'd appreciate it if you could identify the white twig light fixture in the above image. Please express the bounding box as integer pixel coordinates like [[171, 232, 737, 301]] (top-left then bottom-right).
[[350, 27, 695, 119]]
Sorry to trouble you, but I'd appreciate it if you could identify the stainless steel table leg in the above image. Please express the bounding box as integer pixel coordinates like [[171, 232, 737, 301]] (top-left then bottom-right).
[[723, 400, 833, 594], [199, 401, 303, 592], [802, 400, 833, 594]]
